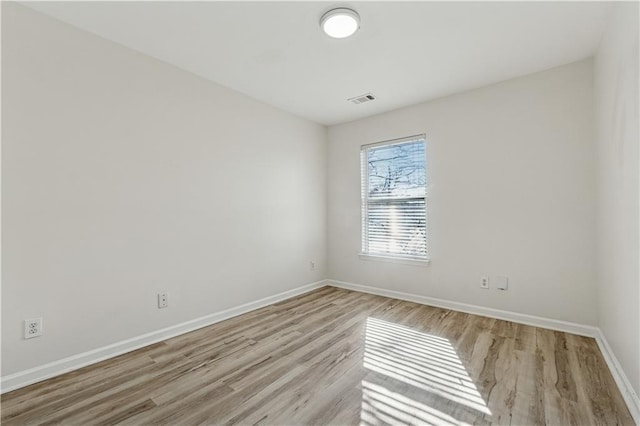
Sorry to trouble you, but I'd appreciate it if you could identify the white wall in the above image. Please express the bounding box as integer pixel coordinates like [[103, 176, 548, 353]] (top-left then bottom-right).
[[328, 60, 597, 325], [595, 2, 640, 397], [1, 3, 326, 376]]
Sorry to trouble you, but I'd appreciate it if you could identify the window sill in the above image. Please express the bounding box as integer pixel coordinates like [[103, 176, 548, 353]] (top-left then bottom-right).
[[358, 253, 430, 267]]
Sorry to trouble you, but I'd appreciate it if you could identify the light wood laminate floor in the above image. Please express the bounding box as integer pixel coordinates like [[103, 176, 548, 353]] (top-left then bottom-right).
[[1, 287, 634, 425]]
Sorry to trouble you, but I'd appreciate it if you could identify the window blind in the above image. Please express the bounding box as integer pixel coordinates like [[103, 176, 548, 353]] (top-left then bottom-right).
[[361, 136, 427, 260]]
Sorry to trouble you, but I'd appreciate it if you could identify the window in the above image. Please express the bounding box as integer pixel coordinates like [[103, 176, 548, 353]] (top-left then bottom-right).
[[361, 135, 427, 261]]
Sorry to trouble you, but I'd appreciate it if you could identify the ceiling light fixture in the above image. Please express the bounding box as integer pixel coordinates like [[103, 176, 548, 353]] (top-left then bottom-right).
[[320, 8, 360, 39]]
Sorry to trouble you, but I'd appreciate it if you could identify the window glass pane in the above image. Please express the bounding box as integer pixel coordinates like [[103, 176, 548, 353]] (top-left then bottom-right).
[[367, 141, 425, 199], [361, 137, 427, 260]]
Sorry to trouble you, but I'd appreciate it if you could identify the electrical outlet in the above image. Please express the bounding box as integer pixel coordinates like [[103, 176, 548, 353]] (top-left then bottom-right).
[[158, 293, 169, 309], [24, 318, 43, 339], [310, 260, 316, 271], [480, 276, 490, 289]]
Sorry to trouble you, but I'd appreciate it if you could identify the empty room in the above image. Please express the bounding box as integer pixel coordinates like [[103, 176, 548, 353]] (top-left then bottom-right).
[[1, 1, 639, 425]]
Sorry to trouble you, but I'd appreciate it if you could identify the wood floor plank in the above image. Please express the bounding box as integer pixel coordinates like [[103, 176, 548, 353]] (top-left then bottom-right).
[[1, 287, 633, 425]]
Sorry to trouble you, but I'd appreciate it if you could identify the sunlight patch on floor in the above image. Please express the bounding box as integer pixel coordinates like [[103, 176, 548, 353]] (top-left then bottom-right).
[[361, 380, 468, 426], [361, 317, 490, 425]]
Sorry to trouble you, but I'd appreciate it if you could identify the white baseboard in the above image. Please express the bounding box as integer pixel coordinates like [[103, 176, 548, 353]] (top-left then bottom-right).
[[328, 279, 598, 337], [329, 279, 640, 423], [0, 279, 328, 394], [595, 330, 640, 424]]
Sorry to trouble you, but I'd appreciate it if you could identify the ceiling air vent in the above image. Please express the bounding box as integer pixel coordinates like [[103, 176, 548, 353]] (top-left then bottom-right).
[[348, 93, 376, 105]]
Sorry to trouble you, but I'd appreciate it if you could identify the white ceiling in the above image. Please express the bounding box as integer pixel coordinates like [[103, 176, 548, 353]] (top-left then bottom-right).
[[23, 1, 611, 126]]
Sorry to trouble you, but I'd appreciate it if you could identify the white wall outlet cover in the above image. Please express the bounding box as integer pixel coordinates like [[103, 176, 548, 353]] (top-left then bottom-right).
[[24, 318, 43, 339], [496, 275, 509, 290], [480, 276, 490, 289], [158, 293, 169, 309]]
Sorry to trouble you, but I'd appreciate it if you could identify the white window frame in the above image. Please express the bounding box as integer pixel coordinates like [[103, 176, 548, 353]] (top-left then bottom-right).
[[360, 134, 429, 265]]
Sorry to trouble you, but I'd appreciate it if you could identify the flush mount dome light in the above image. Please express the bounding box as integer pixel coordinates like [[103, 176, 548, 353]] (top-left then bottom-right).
[[320, 8, 360, 39]]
